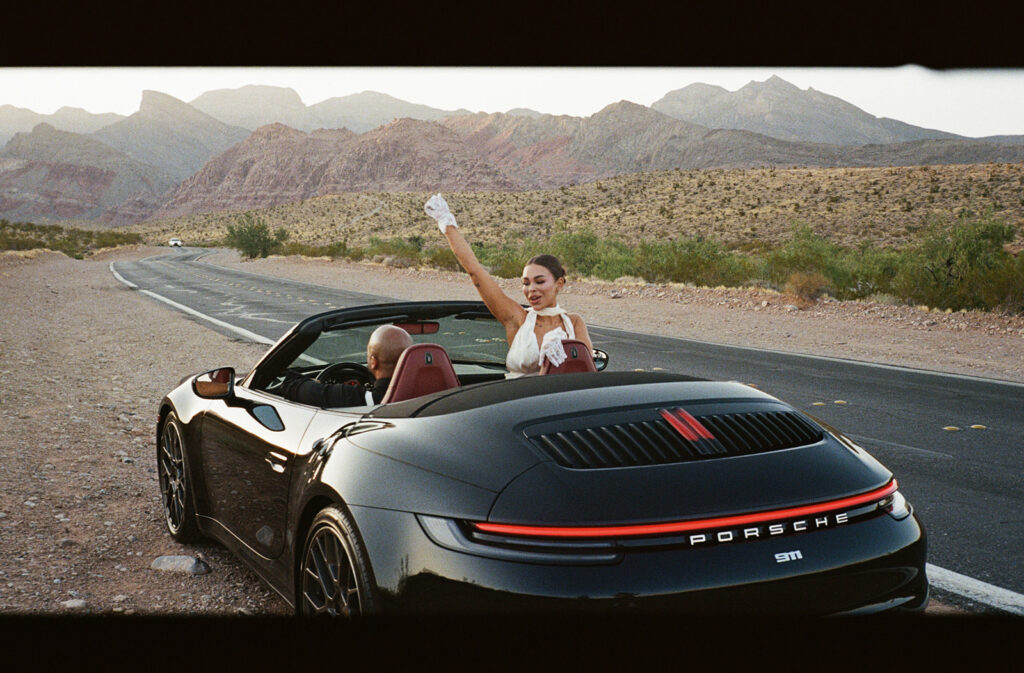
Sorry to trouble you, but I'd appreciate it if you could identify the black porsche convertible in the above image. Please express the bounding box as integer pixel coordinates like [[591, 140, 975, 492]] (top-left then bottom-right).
[[157, 300, 928, 615]]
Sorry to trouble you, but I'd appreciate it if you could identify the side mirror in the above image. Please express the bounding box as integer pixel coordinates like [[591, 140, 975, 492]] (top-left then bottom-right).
[[193, 367, 236, 399], [592, 349, 609, 371]]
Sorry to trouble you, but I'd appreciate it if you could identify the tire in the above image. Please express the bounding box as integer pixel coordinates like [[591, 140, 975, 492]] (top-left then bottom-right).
[[157, 412, 201, 543], [299, 505, 379, 617]]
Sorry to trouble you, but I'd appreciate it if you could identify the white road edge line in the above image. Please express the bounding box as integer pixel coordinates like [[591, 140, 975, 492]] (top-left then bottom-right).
[[112, 262, 1024, 615], [927, 563, 1024, 615], [110, 262, 276, 346], [108, 262, 137, 289]]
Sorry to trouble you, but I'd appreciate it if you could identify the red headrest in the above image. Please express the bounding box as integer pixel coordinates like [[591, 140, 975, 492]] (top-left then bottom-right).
[[540, 339, 597, 375], [380, 343, 460, 404]]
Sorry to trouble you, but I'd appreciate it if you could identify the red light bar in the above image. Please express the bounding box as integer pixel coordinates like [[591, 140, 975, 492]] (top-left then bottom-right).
[[473, 480, 898, 538], [660, 408, 699, 440], [673, 408, 716, 440]]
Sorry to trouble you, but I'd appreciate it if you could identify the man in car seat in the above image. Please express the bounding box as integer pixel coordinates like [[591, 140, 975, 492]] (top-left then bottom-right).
[[278, 324, 413, 406]]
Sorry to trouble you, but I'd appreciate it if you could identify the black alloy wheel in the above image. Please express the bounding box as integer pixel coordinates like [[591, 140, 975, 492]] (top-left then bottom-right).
[[158, 412, 200, 543], [300, 506, 377, 617]]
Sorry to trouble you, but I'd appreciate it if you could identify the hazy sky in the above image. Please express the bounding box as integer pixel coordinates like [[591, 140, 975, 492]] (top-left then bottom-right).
[[2, 65, 1022, 138]]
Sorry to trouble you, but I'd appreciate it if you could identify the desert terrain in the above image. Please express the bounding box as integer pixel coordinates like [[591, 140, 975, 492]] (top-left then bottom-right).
[[5, 243, 1023, 615]]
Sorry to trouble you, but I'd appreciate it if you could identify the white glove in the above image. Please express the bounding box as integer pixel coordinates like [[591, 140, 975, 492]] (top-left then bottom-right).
[[424, 193, 458, 233], [540, 328, 569, 367]]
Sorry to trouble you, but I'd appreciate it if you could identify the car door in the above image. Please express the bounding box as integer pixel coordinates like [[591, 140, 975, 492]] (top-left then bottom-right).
[[199, 385, 317, 559]]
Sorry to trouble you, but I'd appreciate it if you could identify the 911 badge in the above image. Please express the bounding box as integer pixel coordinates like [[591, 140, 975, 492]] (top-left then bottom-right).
[[775, 550, 803, 563]]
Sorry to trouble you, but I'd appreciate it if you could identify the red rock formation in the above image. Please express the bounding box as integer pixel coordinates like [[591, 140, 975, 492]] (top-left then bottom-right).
[[152, 120, 519, 219]]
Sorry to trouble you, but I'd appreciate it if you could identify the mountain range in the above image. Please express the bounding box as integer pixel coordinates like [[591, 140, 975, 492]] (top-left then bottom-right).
[[1, 77, 1022, 226]]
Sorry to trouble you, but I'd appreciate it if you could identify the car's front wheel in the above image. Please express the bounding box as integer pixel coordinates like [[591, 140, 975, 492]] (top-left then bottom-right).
[[157, 412, 201, 543], [299, 505, 378, 617]]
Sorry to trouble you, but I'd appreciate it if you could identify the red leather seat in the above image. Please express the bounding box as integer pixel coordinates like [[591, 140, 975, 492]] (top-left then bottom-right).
[[380, 344, 460, 404], [540, 339, 598, 375]]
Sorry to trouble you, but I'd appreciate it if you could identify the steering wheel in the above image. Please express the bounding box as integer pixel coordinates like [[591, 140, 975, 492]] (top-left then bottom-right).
[[316, 362, 373, 387]]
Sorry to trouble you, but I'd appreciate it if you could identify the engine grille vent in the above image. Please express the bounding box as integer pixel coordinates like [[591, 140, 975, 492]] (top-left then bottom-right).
[[531, 411, 823, 469]]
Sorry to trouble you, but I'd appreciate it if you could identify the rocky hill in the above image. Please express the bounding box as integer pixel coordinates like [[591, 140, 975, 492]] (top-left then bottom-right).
[[441, 111, 594, 187], [92, 91, 250, 181], [152, 119, 518, 219], [189, 85, 312, 132], [189, 86, 469, 134], [131, 162, 1024, 255], [151, 101, 1024, 222], [307, 91, 470, 133], [0, 123, 175, 224], [4, 77, 1024, 227], [652, 75, 966, 145], [0, 105, 124, 147]]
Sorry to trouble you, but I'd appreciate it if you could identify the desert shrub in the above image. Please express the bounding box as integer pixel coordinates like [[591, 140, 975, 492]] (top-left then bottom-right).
[[225, 213, 288, 258], [978, 252, 1024, 313], [278, 240, 349, 258], [842, 244, 904, 300], [478, 244, 530, 278], [423, 246, 460, 271], [892, 210, 1018, 311], [762, 223, 850, 290], [545, 231, 633, 280], [635, 237, 754, 287], [343, 246, 367, 262], [365, 236, 421, 260], [546, 231, 602, 277], [784, 272, 830, 301], [0, 219, 141, 258]]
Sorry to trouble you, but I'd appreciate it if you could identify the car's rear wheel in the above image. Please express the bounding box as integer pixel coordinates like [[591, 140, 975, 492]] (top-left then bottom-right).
[[158, 412, 201, 543], [299, 505, 378, 617]]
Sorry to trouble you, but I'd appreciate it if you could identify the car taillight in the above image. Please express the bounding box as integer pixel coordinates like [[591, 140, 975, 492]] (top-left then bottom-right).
[[878, 490, 912, 520]]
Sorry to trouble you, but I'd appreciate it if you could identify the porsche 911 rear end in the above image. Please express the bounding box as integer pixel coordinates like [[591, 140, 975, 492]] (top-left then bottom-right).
[[352, 375, 927, 615]]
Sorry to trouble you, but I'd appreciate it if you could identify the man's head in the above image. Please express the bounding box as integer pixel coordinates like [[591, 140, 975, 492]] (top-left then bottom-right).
[[366, 325, 414, 380]]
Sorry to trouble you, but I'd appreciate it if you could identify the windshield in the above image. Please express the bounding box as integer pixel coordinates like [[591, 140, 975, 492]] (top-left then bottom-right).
[[282, 313, 509, 376]]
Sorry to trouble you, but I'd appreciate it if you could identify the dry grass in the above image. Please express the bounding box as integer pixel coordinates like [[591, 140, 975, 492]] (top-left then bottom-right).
[[784, 272, 830, 301], [126, 163, 1024, 251]]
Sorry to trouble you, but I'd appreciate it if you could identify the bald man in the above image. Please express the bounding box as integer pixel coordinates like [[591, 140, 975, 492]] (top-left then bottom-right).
[[278, 324, 414, 407]]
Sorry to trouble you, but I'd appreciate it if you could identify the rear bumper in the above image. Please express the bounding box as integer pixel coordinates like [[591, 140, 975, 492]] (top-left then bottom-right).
[[350, 505, 927, 615]]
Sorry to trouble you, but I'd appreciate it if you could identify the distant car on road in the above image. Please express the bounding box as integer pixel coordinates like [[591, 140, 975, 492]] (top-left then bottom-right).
[[169, 238, 183, 247]]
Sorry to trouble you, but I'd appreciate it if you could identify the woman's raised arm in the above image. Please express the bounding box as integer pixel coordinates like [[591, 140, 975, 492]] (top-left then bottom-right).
[[425, 194, 524, 328]]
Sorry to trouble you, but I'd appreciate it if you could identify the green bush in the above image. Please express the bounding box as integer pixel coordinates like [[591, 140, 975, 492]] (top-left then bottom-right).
[[893, 210, 1018, 310], [762, 223, 850, 293], [422, 246, 461, 271], [0, 219, 141, 257], [225, 213, 288, 258], [979, 252, 1024, 313], [635, 237, 755, 287], [478, 244, 530, 278]]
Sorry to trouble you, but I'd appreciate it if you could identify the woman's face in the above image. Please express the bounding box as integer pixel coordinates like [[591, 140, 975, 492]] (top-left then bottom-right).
[[522, 263, 564, 309]]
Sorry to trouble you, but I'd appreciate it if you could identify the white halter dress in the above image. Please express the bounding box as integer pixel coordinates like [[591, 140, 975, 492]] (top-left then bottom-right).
[[505, 306, 575, 379]]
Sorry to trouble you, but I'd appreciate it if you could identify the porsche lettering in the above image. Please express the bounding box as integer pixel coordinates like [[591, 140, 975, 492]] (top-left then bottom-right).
[[685, 512, 850, 546]]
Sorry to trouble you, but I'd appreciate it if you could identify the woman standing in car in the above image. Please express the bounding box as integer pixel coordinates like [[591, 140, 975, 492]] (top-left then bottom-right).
[[424, 193, 592, 378]]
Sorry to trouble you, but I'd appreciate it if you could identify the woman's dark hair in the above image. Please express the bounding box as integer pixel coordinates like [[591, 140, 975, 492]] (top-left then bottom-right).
[[526, 254, 566, 280]]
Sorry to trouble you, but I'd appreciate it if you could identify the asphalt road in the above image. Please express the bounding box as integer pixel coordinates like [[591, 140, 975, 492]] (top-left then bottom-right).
[[112, 249, 1024, 609]]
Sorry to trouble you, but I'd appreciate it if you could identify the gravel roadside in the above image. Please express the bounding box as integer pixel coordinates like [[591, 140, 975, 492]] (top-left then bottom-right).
[[6, 244, 1013, 616], [0, 247, 289, 615]]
